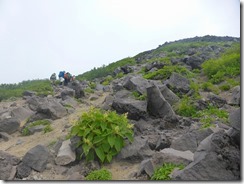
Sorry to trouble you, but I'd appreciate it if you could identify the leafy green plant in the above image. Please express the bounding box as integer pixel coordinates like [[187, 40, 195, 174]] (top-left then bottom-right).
[[219, 84, 231, 91], [102, 75, 113, 86], [175, 96, 197, 117], [70, 107, 134, 163], [151, 163, 184, 180], [201, 82, 220, 94], [85, 168, 112, 180], [84, 87, 94, 94]]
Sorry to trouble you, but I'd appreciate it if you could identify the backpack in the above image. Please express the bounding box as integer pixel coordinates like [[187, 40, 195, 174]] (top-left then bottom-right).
[[58, 71, 65, 78]]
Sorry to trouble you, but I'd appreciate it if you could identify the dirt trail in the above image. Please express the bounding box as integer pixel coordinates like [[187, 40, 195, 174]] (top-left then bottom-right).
[[1, 92, 109, 158], [0, 91, 142, 180]]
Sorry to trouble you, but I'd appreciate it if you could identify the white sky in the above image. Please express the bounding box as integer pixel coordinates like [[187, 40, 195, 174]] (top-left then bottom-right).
[[0, 0, 241, 84]]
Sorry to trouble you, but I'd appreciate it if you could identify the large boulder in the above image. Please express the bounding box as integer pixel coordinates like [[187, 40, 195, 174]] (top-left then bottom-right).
[[112, 90, 147, 120], [67, 81, 85, 98], [60, 88, 75, 100], [158, 85, 180, 106], [55, 139, 76, 166], [165, 72, 190, 94], [10, 107, 34, 122], [22, 144, 49, 172], [170, 128, 214, 153], [117, 136, 154, 162], [0, 151, 20, 180], [228, 86, 240, 105], [227, 108, 240, 146], [27, 96, 67, 120], [207, 93, 227, 108], [172, 131, 240, 180], [0, 118, 20, 134], [183, 55, 204, 70], [147, 84, 176, 119], [123, 76, 150, 95]]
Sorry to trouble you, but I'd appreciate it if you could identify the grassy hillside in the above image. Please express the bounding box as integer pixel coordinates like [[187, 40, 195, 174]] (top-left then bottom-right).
[[0, 80, 53, 101]]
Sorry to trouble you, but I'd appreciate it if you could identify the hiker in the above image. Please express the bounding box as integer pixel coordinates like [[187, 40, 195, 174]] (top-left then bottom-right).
[[50, 73, 56, 84], [58, 71, 65, 85], [64, 72, 72, 86]]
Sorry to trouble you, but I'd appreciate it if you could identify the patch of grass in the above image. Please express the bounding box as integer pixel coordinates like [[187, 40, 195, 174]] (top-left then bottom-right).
[[175, 96, 197, 117], [132, 91, 147, 100], [84, 87, 94, 94], [143, 65, 195, 80], [85, 168, 112, 180], [22, 119, 52, 136], [201, 82, 220, 94], [151, 163, 184, 180]]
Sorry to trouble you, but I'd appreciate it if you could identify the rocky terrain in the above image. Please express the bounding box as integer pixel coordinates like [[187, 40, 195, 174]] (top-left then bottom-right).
[[0, 35, 240, 181]]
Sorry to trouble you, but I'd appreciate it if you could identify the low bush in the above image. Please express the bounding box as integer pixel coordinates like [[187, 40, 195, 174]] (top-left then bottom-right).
[[132, 91, 147, 101], [151, 163, 184, 180], [85, 168, 112, 180], [70, 107, 134, 163]]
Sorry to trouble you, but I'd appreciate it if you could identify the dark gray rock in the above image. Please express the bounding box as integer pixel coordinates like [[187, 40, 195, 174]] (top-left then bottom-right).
[[227, 108, 241, 146], [155, 134, 171, 151], [16, 162, 32, 179], [27, 96, 67, 120], [10, 107, 34, 122], [147, 85, 176, 119], [0, 151, 20, 180], [112, 90, 147, 120], [152, 148, 194, 166], [207, 93, 227, 108], [0, 118, 20, 134], [61, 96, 79, 108], [165, 72, 190, 94], [137, 159, 154, 177], [158, 85, 180, 106], [67, 81, 85, 98], [229, 86, 240, 105], [123, 76, 150, 95], [171, 128, 214, 152], [61, 88, 75, 100], [28, 125, 45, 135], [23, 90, 36, 97], [95, 84, 104, 91], [55, 139, 76, 166], [0, 131, 12, 141], [183, 55, 203, 69], [172, 131, 240, 180], [22, 144, 49, 172], [67, 172, 85, 180], [117, 136, 154, 161]]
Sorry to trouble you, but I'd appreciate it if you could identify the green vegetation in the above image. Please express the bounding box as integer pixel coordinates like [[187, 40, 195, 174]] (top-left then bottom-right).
[[201, 82, 220, 94], [22, 119, 52, 136], [70, 107, 134, 163], [85, 168, 112, 180], [175, 96, 229, 128], [151, 163, 184, 180], [101, 75, 113, 86], [143, 65, 195, 80], [202, 43, 240, 84], [0, 79, 53, 101], [132, 91, 147, 100], [76, 57, 135, 81]]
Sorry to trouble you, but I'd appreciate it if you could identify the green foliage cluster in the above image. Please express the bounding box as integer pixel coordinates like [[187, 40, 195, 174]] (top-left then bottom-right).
[[143, 65, 195, 80], [132, 91, 147, 100], [22, 120, 52, 136], [101, 75, 113, 86], [70, 107, 134, 163], [0, 80, 53, 101], [85, 168, 112, 180], [201, 82, 220, 94], [202, 43, 240, 84], [151, 163, 184, 180], [76, 57, 135, 81], [176, 97, 229, 128]]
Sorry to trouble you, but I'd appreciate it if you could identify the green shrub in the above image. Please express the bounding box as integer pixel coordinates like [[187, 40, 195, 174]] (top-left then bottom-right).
[[175, 96, 197, 117], [151, 163, 184, 180], [84, 87, 94, 94], [202, 43, 240, 83], [201, 82, 220, 94], [102, 75, 113, 86], [70, 107, 134, 163], [85, 168, 112, 180], [143, 65, 194, 80], [43, 124, 53, 133]]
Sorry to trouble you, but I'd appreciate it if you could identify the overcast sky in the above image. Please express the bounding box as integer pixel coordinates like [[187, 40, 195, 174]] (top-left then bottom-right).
[[0, 0, 240, 84]]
